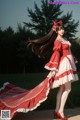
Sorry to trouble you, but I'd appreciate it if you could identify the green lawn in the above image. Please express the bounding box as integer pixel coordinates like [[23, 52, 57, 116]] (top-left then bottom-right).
[[0, 72, 80, 110]]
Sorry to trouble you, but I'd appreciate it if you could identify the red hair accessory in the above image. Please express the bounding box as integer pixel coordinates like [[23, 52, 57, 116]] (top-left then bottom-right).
[[52, 20, 63, 31]]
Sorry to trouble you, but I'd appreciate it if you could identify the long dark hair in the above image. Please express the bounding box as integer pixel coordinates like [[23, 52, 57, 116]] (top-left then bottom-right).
[[27, 24, 64, 58]]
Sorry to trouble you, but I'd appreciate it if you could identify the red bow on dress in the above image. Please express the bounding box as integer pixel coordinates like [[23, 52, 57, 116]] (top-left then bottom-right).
[[52, 20, 63, 31]]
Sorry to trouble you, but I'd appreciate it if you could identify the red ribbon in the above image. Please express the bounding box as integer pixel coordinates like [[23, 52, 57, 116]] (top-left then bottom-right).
[[52, 20, 63, 31]]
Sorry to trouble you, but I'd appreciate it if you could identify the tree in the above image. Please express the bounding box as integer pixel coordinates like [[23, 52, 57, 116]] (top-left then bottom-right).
[[0, 27, 3, 40], [24, 0, 79, 40], [0, 27, 15, 73], [24, 0, 62, 37], [62, 12, 79, 40], [15, 24, 38, 73]]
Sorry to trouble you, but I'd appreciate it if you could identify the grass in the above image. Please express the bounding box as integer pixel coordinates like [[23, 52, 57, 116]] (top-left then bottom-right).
[[0, 72, 80, 110]]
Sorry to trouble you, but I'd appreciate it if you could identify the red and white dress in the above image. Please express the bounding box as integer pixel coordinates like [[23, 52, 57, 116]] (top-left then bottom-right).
[[0, 39, 79, 119], [45, 39, 79, 88]]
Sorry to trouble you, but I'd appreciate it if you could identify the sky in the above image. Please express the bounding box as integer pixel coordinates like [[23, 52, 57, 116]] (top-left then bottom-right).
[[0, 0, 80, 38]]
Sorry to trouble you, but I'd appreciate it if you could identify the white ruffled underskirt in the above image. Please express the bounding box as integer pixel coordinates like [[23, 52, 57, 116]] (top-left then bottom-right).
[[47, 55, 79, 88]]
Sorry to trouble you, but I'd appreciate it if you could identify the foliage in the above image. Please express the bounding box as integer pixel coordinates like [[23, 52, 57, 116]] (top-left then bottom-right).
[[62, 12, 79, 40], [24, 0, 62, 37]]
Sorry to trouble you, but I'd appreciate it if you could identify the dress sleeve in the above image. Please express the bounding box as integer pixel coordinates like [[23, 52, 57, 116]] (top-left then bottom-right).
[[44, 40, 62, 72]]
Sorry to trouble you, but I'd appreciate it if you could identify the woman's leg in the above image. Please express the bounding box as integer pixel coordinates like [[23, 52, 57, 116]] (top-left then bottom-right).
[[58, 81, 71, 117], [55, 85, 65, 112]]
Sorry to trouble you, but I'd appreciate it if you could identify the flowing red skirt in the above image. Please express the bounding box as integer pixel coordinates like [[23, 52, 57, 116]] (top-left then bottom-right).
[[0, 77, 53, 118]]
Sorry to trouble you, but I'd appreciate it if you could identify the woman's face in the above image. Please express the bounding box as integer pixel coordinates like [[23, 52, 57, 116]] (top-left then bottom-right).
[[57, 28, 64, 36]]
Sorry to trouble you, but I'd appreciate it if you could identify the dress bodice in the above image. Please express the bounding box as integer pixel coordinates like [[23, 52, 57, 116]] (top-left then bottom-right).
[[44, 39, 77, 71], [56, 40, 71, 56]]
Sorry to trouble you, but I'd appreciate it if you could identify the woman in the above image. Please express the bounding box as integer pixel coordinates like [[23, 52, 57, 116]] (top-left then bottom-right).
[[28, 20, 78, 120], [0, 20, 78, 120]]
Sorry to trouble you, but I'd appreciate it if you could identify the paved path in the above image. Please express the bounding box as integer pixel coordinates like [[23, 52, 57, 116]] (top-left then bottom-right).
[[12, 108, 80, 120]]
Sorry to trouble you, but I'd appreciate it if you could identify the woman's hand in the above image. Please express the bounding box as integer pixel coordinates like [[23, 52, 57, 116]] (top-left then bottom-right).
[[51, 70, 56, 77], [48, 70, 56, 79]]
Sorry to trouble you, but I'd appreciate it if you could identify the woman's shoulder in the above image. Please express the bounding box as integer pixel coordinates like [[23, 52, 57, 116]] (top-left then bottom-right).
[[55, 38, 70, 44], [54, 39, 62, 44], [54, 39, 62, 48], [55, 38, 71, 47]]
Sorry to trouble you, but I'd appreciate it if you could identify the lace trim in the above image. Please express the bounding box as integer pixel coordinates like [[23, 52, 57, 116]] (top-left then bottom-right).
[[44, 66, 58, 72], [56, 39, 71, 45]]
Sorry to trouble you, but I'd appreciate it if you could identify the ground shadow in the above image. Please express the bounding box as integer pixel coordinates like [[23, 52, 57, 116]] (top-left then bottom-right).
[[11, 108, 80, 120]]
